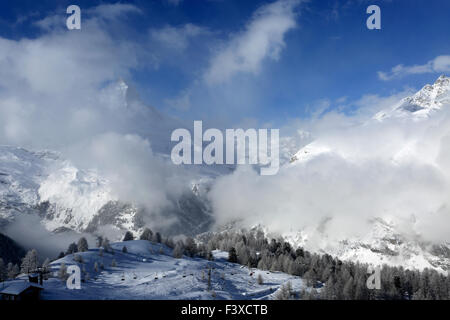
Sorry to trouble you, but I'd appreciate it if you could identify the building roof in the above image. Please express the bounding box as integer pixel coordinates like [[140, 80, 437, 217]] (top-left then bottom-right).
[[0, 280, 44, 296]]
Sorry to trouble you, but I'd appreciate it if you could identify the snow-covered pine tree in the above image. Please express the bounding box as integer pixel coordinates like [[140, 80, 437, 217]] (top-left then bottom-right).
[[140, 228, 153, 241], [58, 262, 68, 280], [257, 274, 264, 285], [207, 251, 214, 261], [20, 249, 39, 274], [274, 282, 293, 300], [96, 236, 103, 248], [77, 237, 89, 252], [343, 276, 355, 300], [66, 242, 78, 255], [184, 237, 197, 257], [173, 241, 184, 259], [42, 258, 51, 280], [228, 247, 238, 263], [103, 238, 112, 253], [7, 263, 19, 279], [123, 231, 134, 241]]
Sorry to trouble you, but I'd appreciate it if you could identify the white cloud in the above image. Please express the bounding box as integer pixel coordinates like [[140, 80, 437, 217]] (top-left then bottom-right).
[[378, 55, 450, 80], [209, 88, 450, 244], [150, 24, 210, 51], [204, 0, 301, 85]]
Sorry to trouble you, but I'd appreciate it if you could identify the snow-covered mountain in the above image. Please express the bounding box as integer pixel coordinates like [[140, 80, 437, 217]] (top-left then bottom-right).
[[286, 75, 450, 273], [0, 144, 215, 238], [374, 75, 450, 121], [2, 75, 450, 275], [283, 218, 450, 273], [291, 75, 450, 164], [0, 79, 215, 240]]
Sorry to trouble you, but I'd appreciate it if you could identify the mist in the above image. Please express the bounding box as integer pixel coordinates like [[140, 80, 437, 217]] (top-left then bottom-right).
[[3, 214, 96, 260]]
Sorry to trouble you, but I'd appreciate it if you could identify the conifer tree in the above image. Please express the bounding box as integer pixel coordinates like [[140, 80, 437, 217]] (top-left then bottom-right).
[[77, 237, 89, 252]]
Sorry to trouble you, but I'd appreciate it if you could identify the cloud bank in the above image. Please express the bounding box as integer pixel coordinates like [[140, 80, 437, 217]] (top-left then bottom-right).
[[209, 88, 450, 245]]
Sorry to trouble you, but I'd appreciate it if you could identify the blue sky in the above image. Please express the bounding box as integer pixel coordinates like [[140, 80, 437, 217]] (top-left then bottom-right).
[[0, 0, 449, 127]]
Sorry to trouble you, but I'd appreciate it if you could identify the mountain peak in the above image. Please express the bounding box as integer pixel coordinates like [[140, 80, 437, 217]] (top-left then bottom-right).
[[374, 75, 450, 121]]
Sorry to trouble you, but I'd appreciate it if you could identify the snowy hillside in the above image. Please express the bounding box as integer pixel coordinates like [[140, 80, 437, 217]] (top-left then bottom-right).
[[41, 240, 306, 300]]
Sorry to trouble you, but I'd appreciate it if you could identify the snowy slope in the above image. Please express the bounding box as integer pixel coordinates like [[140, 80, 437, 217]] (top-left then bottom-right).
[[374, 75, 450, 121], [0, 145, 119, 231], [0, 146, 61, 224], [41, 240, 306, 300]]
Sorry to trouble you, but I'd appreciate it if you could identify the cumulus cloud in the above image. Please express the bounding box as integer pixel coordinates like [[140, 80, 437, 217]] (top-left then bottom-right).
[[78, 133, 190, 212], [378, 55, 450, 80], [204, 0, 301, 85]]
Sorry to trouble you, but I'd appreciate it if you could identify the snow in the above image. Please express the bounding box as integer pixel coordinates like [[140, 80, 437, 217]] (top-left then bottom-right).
[[374, 75, 450, 121], [0, 145, 117, 232], [38, 163, 114, 231], [40, 240, 307, 300], [289, 142, 331, 165]]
